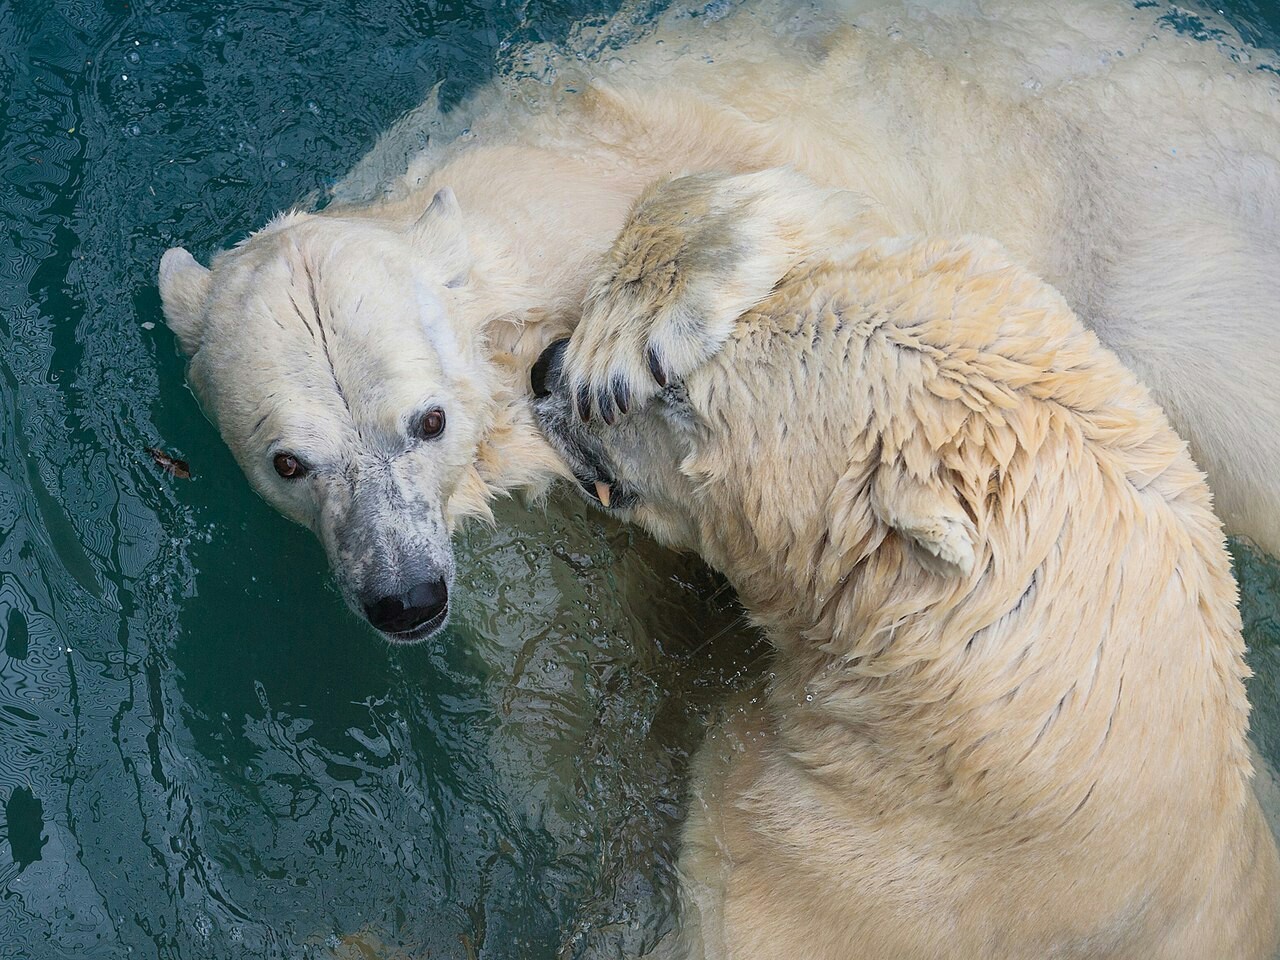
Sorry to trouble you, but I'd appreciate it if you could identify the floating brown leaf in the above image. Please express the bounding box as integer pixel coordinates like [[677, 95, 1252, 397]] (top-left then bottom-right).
[[145, 447, 191, 480]]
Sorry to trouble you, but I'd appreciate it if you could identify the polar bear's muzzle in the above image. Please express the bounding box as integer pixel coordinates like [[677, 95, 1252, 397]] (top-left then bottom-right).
[[532, 339, 640, 512], [343, 543, 454, 644], [322, 466, 457, 644], [530, 337, 569, 402]]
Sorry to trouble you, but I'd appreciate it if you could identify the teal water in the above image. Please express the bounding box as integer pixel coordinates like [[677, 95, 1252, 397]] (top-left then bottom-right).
[[1, 1, 1278, 958]]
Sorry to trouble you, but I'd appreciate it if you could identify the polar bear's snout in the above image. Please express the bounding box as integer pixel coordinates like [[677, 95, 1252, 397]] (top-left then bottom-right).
[[531, 340, 633, 511], [332, 515, 454, 643], [320, 460, 457, 644]]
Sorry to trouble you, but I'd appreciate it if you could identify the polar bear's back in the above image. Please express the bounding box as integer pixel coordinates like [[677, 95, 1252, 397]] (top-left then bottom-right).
[[336, 0, 1280, 202]]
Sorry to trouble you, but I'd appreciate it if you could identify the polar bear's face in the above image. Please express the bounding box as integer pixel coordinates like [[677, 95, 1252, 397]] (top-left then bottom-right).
[[531, 343, 706, 551], [158, 193, 493, 643]]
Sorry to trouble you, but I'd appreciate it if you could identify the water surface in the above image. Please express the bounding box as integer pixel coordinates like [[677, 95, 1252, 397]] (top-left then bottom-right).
[[0, 1, 1278, 958]]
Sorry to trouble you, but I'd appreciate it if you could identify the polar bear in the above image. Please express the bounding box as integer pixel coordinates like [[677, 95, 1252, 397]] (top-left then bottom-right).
[[158, 0, 1280, 639], [531, 167, 1280, 959]]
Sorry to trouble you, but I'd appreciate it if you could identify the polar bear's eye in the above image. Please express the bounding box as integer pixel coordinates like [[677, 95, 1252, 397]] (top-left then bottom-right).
[[413, 407, 446, 441], [273, 452, 307, 480]]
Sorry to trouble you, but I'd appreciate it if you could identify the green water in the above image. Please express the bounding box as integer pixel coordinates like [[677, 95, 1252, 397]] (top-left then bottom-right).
[[1, 1, 1278, 958]]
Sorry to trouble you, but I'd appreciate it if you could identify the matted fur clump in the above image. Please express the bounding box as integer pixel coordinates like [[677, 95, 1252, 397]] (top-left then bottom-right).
[[534, 169, 1280, 958]]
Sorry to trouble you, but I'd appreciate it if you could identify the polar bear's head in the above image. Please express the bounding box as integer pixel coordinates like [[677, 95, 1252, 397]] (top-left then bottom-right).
[[159, 190, 553, 643], [533, 171, 1191, 633], [531, 170, 948, 566]]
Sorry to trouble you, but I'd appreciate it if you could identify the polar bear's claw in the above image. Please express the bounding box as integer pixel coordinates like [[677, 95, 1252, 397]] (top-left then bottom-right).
[[597, 384, 618, 425], [563, 326, 672, 425], [576, 381, 594, 423], [612, 376, 631, 415], [647, 346, 668, 387]]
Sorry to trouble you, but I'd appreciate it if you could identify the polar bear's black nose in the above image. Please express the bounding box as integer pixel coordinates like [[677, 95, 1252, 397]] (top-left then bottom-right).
[[531, 338, 570, 399], [364, 578, 449, 636]]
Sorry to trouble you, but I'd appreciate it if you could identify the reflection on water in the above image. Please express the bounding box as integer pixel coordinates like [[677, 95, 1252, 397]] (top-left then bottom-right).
[[1239, 542, 1280, 765], [0, 1, 1276, 958]]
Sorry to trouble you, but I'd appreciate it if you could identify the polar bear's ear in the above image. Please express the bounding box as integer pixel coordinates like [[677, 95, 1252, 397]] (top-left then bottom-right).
[[870, 465, 977, 578], [158, 247, 212, 356], [411, 187, 471, 288]]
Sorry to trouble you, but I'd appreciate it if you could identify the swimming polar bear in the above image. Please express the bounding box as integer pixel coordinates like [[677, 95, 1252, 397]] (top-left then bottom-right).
[[158, 0, 1280, 639], [532, 167, 1280, 959]]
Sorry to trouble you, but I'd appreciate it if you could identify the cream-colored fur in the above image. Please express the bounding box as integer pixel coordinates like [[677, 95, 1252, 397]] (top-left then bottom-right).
[[534, 169, 1280, 958], [159, 1, 1280, 632]]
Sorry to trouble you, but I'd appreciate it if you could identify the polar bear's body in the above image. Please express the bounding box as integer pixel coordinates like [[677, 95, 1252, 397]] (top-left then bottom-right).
[[532, 168, 1280, 958], [159, 1, 1280, 617]]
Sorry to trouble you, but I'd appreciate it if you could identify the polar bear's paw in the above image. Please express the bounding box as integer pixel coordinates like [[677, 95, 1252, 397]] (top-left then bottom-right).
[[561, 195, 753, 424], [562, 169, 842, 424], [562, 270, 737, 425]]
